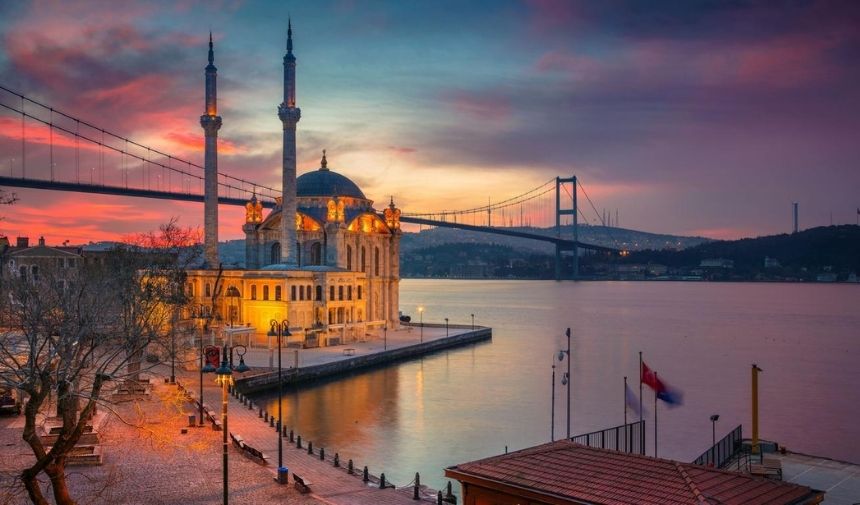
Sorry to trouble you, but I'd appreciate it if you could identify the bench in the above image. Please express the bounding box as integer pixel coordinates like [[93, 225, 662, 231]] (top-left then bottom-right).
[[293, 474, 313, 494], [343, 348, 355, 356], [243, 444, 269, 465], [230, 433, 244, 450], [750, 458, 783, 480]]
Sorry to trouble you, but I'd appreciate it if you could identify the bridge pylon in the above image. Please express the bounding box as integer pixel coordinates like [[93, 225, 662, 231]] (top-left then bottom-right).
[[555, 175, 578, 281]]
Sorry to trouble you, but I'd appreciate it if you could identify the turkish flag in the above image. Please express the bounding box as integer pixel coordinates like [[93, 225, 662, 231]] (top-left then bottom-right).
[[641, 361, 660, 391]]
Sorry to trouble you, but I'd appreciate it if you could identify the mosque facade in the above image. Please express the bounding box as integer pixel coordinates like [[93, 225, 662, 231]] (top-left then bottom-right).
[[186, 24, 401, 346]]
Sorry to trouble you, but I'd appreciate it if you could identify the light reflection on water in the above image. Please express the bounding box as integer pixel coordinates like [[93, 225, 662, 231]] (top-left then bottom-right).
[[257, 280, 860, 491]]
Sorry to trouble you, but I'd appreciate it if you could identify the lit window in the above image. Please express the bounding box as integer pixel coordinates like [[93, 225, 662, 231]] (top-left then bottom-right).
[[263, 285, 269, 301], [275, 285, 282, 301]]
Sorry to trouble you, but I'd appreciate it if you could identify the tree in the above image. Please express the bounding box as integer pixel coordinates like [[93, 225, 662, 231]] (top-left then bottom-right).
[[0, 220, 200, 505]]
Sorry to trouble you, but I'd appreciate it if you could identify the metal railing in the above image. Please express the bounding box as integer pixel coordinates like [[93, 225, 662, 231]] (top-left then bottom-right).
[[693, 424, 742, 468], [570, 420, 645, 455]]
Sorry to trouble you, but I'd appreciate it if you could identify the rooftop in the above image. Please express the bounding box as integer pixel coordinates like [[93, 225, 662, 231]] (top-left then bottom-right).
[[445, 440, 823, 505]]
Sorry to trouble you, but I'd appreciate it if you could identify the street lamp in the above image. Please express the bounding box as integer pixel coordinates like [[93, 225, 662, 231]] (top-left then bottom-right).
[[418, 306, 424, 343], [211, 343, 249, 505], [557, 328, 571, 438], [191, 305, 210, 427], [268, 319, 291, 483], [710, 414, 720, 463]]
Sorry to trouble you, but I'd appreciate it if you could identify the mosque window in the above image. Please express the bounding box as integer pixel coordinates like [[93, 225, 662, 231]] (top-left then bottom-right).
[[271, 242, 281, 264], [358, 286, 362, 300], [361, 247, 366, 272], [205, 283, 211, 298], [375, 247, 380, 276], [251, 285, 257, 300], [299, 286, 305, 301], [315, 285, 322, 301], [330, 285, 335, 301], [291, 285, 297, 301], [306, 285, 312, 299], [347, 286, 353, 300], [347, 245, 353, 270], [338, 286, 344, 301], [311, 242, 322, 265], [275, 285, 282, 301], [263, 285, 270, 301]]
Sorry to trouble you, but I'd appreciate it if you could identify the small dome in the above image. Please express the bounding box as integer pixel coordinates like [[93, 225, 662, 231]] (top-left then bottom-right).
[[296, 153, 366, 199]]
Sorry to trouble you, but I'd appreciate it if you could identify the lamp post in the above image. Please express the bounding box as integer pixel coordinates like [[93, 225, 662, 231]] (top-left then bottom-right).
[[551, 361, 556, 442], [212, 344, 249, 505], [557, 328, 571, 438], [268, 319, 291, 483], [444, 317, 449, 336], [710, 414, 720, 463], [191, 305, 210, 427], [418, 306, 424, 343], [226, 286, 240, 328]]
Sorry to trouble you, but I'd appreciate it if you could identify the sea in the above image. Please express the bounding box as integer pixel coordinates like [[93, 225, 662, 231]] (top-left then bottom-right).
[[254, 280, 860, 491]]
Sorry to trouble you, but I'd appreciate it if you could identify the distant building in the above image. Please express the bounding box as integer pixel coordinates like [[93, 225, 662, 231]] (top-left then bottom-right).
[[764, 256, 781, 269], [700, 258, 734, 268], [445, 440, 824, 505], [1, 236, 83, 282]]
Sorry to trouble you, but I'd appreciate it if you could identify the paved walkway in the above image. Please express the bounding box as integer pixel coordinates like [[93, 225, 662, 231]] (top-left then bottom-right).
[[776, 452, 860, 505], [174, 371, 443, 505]]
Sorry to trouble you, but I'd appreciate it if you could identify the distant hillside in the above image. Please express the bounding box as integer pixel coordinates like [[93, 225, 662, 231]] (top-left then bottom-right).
[[400, 224, 709, 254], [617, 225, 860, 280]]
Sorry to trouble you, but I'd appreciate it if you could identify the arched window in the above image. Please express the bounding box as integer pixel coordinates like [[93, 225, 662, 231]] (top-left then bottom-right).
[[205, 283, 211, 298], [358, 285, 362, 300], [275, 285, 282, 301], [361, 247, 366, 272], [347, 286, 352, 300], [329, 285, 335, 301], [310, 242, 322, 265], [263, 285, 270, 301], [271, 242, 281, 264], [291, 285, 297, 301], [374, 247, 380, 276], [338, 286, 344, 301], [315, 285, 322, 301], [306, 285, 312, 299], [346, 245, 352, 270], [31, 265, 39, 280], [251, 285, 257, 300], [299, 286, 305, 301]]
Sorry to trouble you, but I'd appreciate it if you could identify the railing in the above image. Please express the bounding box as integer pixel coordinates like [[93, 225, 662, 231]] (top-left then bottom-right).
[[692, 424, 742, 468], [570, 420, 645, 455]]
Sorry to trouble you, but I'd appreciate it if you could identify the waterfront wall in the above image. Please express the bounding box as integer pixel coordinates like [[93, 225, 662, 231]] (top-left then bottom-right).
[[236, 326, 492, 394]]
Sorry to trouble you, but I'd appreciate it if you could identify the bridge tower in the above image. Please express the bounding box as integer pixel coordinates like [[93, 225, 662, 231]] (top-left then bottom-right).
[[555, 176, 577, 280], [278, 19, 301, 264], [200, 32, 223, 269]]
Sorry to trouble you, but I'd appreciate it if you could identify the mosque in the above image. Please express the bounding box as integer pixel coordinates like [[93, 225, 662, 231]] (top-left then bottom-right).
[[185, 23, 401, 346]]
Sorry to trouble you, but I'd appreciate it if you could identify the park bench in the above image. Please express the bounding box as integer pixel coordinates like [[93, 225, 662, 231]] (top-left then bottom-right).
[[750, 458, 783, 480], [242, 443, 269, 465], [293, 474, 313, 494], [230, 433, 244, 450], [343, 348, 355, 356]]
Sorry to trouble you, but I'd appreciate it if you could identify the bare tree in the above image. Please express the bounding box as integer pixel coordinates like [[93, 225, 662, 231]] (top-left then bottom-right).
[[0, 220, 200, 505]]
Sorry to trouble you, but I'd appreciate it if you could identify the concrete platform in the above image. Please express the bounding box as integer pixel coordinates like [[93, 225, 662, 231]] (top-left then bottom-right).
[[777, 452, 860, 504]]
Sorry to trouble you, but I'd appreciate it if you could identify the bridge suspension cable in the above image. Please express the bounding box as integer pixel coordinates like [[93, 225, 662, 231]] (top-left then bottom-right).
[[0, 84, 280, 201]]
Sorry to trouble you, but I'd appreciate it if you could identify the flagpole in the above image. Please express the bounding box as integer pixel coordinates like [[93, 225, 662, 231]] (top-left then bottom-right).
[[566, 327, 571, 439], [638, 351, 643, 422], [654, 371, 658, 458], [551, 362, 556, 442], [623, 376, 628, 453]]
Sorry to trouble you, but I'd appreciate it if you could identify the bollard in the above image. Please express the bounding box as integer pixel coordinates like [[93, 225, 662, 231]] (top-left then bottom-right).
[[258, 407, 263, 418], [379, 473, 387, 489], [296, 435, 302, 449], [282, 426, 288, 438], [269, 416, 275, 428], [363, 466, 369, 483], [308, 441, 313, 454], [446, 481, 456, 503], [334, 453, 340, 467], [264, 411, 269, 422], [437, 490, 443, 505], [347, 459, 354, 474], [414, 472, 420, 500], [248, 401, 253, 410], [320, 447, 325, 460], [289, 430, 294, 443]]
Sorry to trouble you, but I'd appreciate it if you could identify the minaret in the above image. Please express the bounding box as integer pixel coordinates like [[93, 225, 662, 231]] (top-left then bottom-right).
[[200, 32, 222, 268], [278, 19, 301, 264]]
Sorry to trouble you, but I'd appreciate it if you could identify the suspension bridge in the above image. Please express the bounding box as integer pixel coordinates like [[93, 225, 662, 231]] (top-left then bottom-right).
[[0, 85, 622, 279]]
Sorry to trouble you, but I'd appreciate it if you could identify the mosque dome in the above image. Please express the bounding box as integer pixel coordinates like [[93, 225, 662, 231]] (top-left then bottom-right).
[[296, 150, 366, 200]]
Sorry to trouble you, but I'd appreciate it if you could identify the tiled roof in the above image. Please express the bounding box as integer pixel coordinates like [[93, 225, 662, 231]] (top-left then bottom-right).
[[446, 441, 821, 505]]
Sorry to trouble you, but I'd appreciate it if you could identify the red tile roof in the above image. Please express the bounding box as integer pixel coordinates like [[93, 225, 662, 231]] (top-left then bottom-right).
[[445, 441, 822, 505]]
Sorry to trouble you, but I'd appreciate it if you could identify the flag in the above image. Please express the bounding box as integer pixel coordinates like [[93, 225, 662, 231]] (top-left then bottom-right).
[[625, 381, 641, 418], [641, 361, 684, 407]]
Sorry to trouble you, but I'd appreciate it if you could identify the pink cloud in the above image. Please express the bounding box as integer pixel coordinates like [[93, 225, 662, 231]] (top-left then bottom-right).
[[443, 90, 511, 121]]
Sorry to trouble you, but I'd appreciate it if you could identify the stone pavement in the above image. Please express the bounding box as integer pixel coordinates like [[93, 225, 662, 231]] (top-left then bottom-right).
[[177, 371, 443, 505]]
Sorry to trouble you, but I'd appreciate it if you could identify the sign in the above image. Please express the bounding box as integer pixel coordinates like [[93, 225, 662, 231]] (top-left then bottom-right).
[[204, 346, 221, 369]]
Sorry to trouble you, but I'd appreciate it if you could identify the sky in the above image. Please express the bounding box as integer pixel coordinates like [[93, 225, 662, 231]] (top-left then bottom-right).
[[0, 0, 859, 243]]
